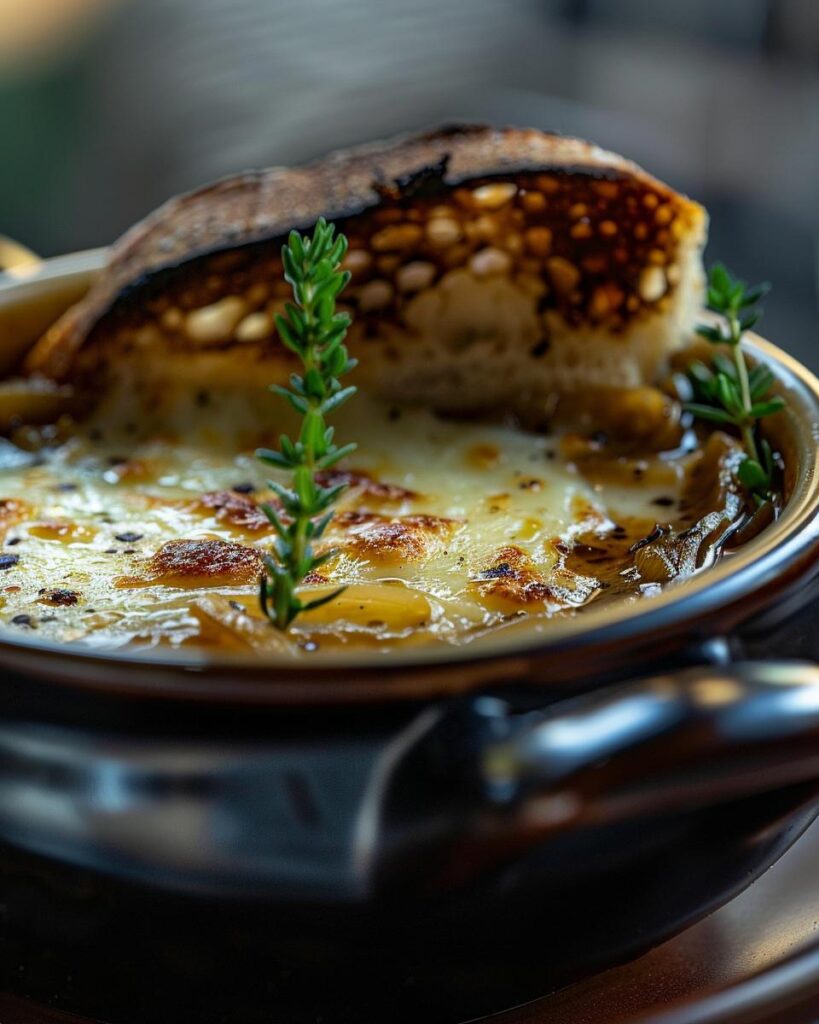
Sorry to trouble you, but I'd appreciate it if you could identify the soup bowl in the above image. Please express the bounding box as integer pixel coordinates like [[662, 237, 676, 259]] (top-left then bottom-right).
[[1, 251, 819, 1023]]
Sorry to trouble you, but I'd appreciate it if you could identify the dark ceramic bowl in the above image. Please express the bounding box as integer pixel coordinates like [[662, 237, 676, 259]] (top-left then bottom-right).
[[1, 253, 819, 1023]]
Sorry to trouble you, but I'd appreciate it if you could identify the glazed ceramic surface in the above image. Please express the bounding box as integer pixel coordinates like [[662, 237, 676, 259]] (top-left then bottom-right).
[[1, 255, 819, 1024]]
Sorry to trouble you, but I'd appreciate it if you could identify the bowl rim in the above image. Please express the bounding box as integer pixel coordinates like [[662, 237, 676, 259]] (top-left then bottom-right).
[[1, 253, 818, 705]]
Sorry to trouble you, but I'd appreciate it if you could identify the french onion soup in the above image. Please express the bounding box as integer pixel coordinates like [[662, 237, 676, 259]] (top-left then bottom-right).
[[0, 127, 782, 655]]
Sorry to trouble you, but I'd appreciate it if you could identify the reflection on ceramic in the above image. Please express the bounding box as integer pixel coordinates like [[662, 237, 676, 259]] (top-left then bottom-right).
[[1, 253, 819, 1024]]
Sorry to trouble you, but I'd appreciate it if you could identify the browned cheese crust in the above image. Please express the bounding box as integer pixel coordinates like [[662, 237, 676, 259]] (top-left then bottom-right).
[[121, 538, 263, 588]]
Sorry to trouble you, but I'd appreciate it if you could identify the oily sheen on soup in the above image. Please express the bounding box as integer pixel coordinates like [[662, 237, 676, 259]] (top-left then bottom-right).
[[0, 392, 712, 653]]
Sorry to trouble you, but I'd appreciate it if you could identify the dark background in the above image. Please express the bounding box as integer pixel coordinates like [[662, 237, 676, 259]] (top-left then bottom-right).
[[1, 0, 817, 368]]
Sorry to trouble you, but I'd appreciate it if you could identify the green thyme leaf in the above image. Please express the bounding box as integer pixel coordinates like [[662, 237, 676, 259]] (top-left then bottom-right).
[[740, 283, 770, 307], [748, 364, 775, 400], [688, 263, 781, 504], [737, 457, 769, 491], [712, 353, 737, 380], [682, 402, 737, 424], [696, 324, 724, 343], [748, 397, 785, 418]]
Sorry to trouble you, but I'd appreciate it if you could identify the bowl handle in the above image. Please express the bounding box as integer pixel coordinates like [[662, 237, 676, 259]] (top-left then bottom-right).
[[447, 661, 819, 872]]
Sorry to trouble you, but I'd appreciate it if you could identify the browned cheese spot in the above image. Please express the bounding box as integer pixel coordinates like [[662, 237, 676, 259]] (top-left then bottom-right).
[[333, 511, 457, 565], [119, 538, 263, 589], [197, 490, 272, 532], [473, 545, 555, 608], [38, 587, 80, 607], [315, 468, 417, 504]]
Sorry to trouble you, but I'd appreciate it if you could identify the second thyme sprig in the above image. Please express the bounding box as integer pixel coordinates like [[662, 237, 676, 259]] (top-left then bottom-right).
[[256, 218, 356, 630], [685, 263, 784, 503]]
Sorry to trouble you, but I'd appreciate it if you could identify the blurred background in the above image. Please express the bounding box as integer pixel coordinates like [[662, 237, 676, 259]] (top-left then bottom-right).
[[0, 0, 816, 367]]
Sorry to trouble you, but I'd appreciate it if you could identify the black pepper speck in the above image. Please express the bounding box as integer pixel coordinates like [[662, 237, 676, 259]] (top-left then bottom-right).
[[480, 562, 513, 579]]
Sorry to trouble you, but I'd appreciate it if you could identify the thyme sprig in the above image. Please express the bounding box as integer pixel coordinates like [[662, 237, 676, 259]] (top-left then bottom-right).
[[685, 263, 784, 503], [256, 218, 356, 630]]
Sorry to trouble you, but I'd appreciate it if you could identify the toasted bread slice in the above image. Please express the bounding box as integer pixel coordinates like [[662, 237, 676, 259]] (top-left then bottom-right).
[[27, 125, 707, 425]]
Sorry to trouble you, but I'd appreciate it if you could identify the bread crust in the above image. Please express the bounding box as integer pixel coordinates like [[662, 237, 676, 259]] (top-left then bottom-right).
[[27, 125, 707, 417]]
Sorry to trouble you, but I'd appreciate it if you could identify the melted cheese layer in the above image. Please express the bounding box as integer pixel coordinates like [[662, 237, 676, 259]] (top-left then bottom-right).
[[0, 396, 682, 654]]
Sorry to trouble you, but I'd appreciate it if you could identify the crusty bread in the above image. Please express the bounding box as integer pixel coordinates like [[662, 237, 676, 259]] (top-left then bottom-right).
[[27, 125, 707, 423]]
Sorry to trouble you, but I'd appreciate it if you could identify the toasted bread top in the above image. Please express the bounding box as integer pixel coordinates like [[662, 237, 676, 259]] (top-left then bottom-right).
[[27, 125, 707, 419]]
